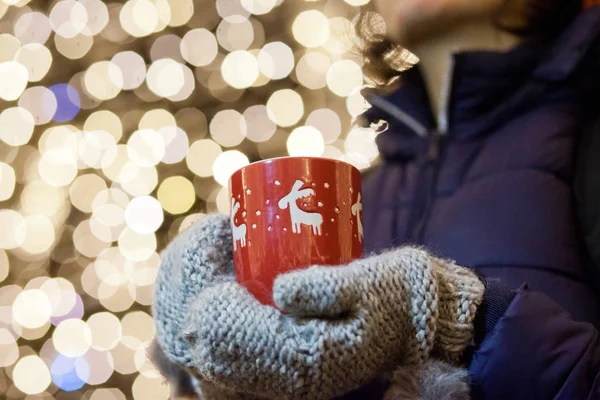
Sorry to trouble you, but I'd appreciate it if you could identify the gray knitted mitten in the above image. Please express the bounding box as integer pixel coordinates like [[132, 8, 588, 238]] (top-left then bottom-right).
[[183, 247, 484, 399], [152, 213, 234, 368]]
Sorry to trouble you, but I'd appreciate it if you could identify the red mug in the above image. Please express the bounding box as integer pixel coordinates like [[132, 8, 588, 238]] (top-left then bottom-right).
[[229, 156, 364, 307]]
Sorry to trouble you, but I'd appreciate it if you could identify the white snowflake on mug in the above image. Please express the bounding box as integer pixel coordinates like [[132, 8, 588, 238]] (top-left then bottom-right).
[[230, 198, 247, 250], [278, 180, 323, 236]]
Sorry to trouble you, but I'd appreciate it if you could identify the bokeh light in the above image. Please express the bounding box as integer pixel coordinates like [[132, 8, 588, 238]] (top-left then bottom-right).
[[74, 219, 109, 258], [244, 104, 277, 142], [81, 0, 110, 35], [327, 59, 363, 97], [118, 228, 156, 263], [91, 388, 126, 400], [79, 130, 118, 169], [287, 126, 325, 157], [55, 31, 93, 59], [20, 180, 65, 219], [324, 17, 354, 56], [306, 108, 342, 144], [347, 89, 371, 117], [157, 176, 195, 214], [221, 50, 259, 89], [242, 0, 277, 15], [216, 18, 254, 51], [53, 318, 93, 357], [0, 210, 26, 249], [84, 61, 123, 101], [0, 161, 15, 201], [296, 51, 331, 89], [345, 126, 380, 162], [139, 108, 175, 130], [147, 58, 185, 97], [0, 249, 8, 283], [83, 348, 114, 385], [38, 148, 78, 187], [267, 89, 304, 127], [85, 110, 122, 141], [132, 374, 170, 399], [150, 34, 183, 63], [292, 10, 329, 48], [0, 33, 20, 62], [88, 312, 122, 351], [216, 0, 250, 22], [18, 86, 58, 125], [258, 41, 294, 80], [51, 354, 88, 391], [0, 0, 380, 397], [0, 61, 29, 101], [43, 278, 80, 322], [213, 150, 250, 186], [19, 215, 55, 253], [120, 0, 161, 37], [180, 28, 218, 66], [186, 139, 222, 177], [14, 12, 52, 45], [49, 0, 88, 39], [0, 328, 18, 367], [125, 196, 164, 234], [49, 83, 80, 122], [111, 51, 146, 90], [13, 355, 51, 395], [210, 109, 247, 147], [127, 129, 165, 167], [168, 0, 194, 27], [158, 125, 188, 163], [16, 43, 52, 82], [13, 289, 52, 329], [0, 107, 35, 146]]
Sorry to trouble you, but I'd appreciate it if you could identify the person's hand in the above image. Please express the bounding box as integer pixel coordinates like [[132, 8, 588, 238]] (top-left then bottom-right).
[[153, 214, 234, 368], [183, 247, 484, 400]]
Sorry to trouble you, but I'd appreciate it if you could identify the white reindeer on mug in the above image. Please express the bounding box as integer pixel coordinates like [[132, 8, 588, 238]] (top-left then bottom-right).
[[230, 198, 247, 250], [278, 180, 323, 235], [351, 193, 363, 242]]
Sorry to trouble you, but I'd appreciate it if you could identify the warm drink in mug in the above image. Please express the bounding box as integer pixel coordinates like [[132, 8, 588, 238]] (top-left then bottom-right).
[[229, 156, 364, 306]]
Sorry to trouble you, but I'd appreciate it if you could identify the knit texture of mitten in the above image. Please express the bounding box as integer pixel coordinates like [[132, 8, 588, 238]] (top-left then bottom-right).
[[182, 247, 484, 400], [273, 248, 484, 365], [152, 214, 234, 367]]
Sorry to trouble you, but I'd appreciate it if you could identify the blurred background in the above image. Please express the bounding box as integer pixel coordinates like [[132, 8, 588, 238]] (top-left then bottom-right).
[[0, 0, 385, 398]]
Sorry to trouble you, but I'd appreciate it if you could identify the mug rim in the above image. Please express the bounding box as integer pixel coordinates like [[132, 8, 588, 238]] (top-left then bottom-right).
[[228, 156, 361, 185]]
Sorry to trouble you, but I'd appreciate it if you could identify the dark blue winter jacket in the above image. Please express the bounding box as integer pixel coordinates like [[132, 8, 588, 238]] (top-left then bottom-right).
[[357, 5, 600, 400]]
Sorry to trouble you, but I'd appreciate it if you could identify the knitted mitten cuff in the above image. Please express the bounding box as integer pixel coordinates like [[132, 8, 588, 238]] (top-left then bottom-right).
[[430, 258, 485, 361], [390, 249, 484, 365]]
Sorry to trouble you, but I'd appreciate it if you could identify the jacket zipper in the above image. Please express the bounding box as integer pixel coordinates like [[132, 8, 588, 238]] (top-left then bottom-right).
[[410, 58, 454, 243], [367, 58, 454, 245], [410, 128, 444, 243]]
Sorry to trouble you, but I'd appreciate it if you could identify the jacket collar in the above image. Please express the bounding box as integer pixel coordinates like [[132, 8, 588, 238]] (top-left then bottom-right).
[[362, 6, 600, 160]]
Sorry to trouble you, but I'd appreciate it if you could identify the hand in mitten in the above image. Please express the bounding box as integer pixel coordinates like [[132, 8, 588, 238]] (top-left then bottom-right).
[[183, 247, 485, 400], [152, 214, 234, 368]]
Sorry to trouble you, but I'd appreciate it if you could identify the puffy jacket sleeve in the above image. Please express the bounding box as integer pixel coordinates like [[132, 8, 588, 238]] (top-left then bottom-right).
[[469, 285, 600, 400]]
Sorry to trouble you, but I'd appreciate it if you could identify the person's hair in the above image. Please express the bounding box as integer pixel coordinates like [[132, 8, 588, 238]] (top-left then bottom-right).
[[355, 0, 583, 88]]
